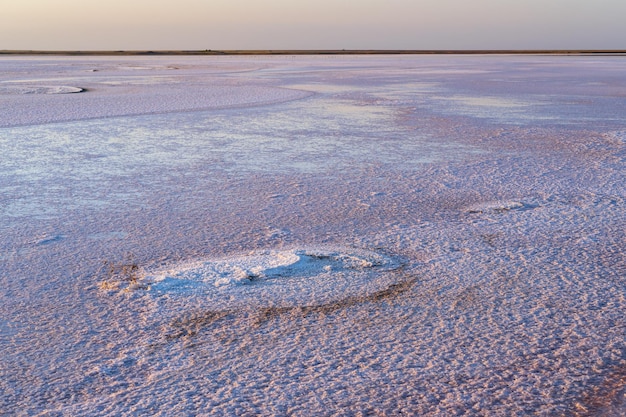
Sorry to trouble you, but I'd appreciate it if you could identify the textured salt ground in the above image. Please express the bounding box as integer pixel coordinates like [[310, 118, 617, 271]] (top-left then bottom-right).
[[0, 57, 310, 128], [1, 55, 625, 416]]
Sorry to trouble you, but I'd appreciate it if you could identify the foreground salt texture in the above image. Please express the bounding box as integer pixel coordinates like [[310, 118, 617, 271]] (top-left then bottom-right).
[[1, 55, 625, 416]]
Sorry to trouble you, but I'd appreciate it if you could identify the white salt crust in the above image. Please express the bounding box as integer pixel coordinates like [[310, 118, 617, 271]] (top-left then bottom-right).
[[0, 84, 84, 94], [1, 55, 625, 416], [129, 247, 402, 310]]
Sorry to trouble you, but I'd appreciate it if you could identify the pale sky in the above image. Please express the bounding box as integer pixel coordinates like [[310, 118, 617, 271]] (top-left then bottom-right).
[[1, 0, 625, 50]]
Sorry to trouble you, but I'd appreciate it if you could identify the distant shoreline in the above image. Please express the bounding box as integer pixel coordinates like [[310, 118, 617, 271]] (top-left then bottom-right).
[[1, 49, 626, 56]]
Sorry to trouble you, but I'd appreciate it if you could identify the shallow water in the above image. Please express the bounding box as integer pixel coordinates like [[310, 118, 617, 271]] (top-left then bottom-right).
[[1, 55, 625, 416]]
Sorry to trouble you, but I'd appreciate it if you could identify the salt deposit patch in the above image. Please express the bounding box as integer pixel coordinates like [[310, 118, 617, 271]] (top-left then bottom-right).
[[0, 85, 84, 95], [108, 247, 403, 310], [605, 131, 626, 144], [446, 95, 530, 108], [429, 94, 554, 123], [466, 200, 538, 214]]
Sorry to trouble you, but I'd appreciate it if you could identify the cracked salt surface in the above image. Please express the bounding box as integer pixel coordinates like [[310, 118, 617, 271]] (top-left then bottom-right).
[[1, 55, 625, 416]]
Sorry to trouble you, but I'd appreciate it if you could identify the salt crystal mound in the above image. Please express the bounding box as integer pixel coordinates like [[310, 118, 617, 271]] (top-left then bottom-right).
[[465, 200, 539, 214], [0, 85, 84, 94], [137, 247, 402, 310]]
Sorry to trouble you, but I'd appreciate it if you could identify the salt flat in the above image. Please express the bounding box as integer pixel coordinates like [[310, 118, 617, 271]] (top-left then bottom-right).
[[1, 55, 625, 416]]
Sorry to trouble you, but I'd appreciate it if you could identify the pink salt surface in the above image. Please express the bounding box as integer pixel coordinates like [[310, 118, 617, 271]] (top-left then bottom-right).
[[0, 55, 625, 416]]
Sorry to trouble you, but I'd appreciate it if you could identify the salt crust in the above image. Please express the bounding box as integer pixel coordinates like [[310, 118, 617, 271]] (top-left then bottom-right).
[[0, 85, 84, 95], [1, 55, 625, 416], [466, 200, 538, 214], [0, 59, 310, 127], [135, 247, 402, 309]]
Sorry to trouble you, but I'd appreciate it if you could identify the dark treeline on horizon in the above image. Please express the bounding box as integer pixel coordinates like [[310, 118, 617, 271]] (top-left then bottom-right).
[[1, 49, 626, 56]]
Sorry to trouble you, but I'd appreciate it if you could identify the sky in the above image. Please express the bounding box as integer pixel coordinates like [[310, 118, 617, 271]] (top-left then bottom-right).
[[1, 0, 625, 50]]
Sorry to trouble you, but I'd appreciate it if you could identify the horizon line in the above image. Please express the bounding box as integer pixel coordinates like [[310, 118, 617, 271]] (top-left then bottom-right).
[[2, 49, 626, 56]]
